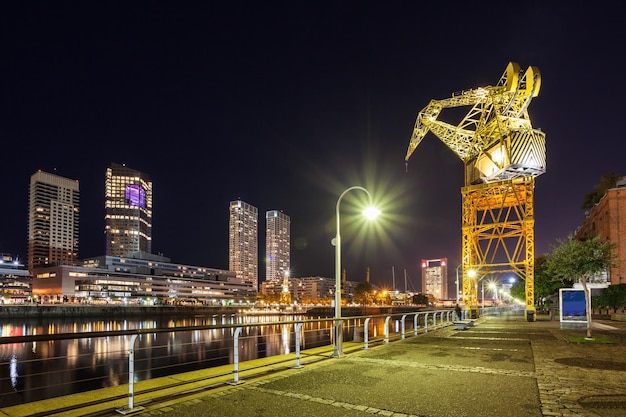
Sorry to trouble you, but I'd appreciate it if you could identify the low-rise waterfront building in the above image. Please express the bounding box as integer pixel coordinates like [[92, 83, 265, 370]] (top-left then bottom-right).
[[31, 252, 255, 304], [260, 275, 362, 305], [0, 254, 32, 303]]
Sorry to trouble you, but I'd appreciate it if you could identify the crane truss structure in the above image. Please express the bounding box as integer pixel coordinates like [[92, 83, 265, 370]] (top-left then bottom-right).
[[406, 63, 546, 321], [461, 177, 535, 314]]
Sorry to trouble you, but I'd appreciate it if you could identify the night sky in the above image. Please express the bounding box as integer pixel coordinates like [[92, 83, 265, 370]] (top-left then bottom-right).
[[1, 1, 624, 289]]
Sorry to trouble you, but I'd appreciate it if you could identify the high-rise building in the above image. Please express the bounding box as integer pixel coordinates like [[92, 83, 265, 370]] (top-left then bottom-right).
[[229, 200, 258, 291], [266, 210, 290, 283], [421, 258, 448, 301], [105, 163, 152, 258], [27, 170, 80, 271]]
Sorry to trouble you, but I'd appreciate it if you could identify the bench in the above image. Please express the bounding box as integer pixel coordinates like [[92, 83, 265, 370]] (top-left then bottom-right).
[[453, 320, 475, 330]]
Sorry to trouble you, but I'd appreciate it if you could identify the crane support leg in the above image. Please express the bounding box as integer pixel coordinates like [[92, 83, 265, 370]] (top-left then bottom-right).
[[461, 178, 536, 319]]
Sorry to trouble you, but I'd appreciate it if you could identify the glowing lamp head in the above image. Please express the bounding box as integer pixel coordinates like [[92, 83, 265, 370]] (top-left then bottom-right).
[[362, 206, 381, 220]]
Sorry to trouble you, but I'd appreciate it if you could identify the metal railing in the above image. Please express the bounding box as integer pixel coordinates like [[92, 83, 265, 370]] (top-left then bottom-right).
[[0, 309, 455, 415]]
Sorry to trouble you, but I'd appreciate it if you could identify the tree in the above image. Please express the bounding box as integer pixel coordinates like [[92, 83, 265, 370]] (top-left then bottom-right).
[[508, 255, 574, 309], [353, 282, 373, 305], [593, 283, 626, 313], [581, 171, 622, 209], [546, 235, 616, 339], [509, 281, 525, 302], [412, 293, 429, 306]]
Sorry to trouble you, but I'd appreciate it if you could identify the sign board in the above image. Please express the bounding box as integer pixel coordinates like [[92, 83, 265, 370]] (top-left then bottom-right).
[[559, 288, 589, 329]]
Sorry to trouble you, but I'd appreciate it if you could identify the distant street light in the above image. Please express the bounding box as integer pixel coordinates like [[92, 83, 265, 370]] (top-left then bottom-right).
[[333, 186, 380, 358], [489, 281, 498, 304], [481, 281, 485, 309], [455, 264, 462, 304]]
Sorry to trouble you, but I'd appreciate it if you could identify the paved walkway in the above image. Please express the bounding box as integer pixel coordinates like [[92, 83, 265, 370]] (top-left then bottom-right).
[[4, 313, 626, 417], [134, 314, 626, 417]]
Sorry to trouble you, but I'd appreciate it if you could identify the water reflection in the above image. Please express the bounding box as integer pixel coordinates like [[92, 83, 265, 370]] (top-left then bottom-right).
[[9, 356, 17, 390], [0, 314, 403, 407], [0, 314, 334, 407]]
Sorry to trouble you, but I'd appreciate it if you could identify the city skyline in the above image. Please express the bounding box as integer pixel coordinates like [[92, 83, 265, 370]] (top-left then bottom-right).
[[2, 2, 625, 287]]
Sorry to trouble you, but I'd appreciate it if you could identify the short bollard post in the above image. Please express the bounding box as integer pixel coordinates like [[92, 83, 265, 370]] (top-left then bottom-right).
[[116, 334, 144, 415], [227, 327, 245, 385], [291, 323, 304, 369], [363, 318, 371, 349], [384, 316, 391, 344], [401, 314, 407, 339]]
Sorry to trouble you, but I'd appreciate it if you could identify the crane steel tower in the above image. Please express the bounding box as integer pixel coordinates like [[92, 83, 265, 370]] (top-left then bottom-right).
[[405, 62, 546, 321]]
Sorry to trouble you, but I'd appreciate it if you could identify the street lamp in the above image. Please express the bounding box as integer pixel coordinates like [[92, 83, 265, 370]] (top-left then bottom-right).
[[455, 264, 462, 304], [333, 186, 380, 358], [489, 281, 498, 305], [481, 281, 485, 309]]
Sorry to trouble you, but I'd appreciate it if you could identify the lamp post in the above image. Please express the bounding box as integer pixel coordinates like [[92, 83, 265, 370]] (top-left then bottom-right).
[[489, 281, 498, 305], [333, 186, 380, 358], [481, 281, 485, 309], [455, 264, 462, 304]]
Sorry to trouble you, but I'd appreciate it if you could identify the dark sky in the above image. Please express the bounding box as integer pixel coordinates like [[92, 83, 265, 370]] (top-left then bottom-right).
[[1, 1, 624, 289]]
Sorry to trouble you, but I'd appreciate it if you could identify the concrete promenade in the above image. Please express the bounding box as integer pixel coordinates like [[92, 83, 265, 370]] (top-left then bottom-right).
[[141, 314, 626, 417], [4, 313, 626, 417]]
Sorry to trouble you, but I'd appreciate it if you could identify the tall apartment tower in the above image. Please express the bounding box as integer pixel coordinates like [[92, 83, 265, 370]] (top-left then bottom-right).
[[229, 200, 258, 291], [266, 210, 290, 282], [421, 258, 448, 301], [105, 163, 153, 258], [27, 170, 80, 271]]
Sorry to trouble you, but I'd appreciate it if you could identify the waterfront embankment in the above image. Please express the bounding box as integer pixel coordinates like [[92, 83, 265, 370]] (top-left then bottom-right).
[[0, 304, 432, 319], [0, 304, 252, 319]]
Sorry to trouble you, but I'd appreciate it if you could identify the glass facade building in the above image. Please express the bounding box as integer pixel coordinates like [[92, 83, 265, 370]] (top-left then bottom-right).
[[105, 163, 152, 258]]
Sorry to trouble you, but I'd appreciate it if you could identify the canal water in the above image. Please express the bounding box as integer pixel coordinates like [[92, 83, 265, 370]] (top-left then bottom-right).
[[0, 313, 387, 407]]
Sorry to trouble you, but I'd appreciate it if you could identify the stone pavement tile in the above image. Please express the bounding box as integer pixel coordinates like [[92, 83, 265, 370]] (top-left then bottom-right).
[[136, 315, 626, 417], [532, 323, 626, 417]]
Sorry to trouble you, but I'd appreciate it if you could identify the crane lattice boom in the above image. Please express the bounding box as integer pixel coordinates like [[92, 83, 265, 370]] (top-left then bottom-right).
[[405, 62, 546, 322], [406, 62, 545, 185]]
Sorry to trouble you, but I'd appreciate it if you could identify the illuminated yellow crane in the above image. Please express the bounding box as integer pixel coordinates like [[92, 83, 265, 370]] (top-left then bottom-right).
[[405, 62, 546, 321]]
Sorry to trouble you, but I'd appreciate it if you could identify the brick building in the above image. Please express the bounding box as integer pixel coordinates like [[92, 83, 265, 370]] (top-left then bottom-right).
[[576, 178, 626, 285]]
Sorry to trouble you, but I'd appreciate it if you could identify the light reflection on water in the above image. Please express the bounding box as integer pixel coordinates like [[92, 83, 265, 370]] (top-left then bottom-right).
[[0, 314, 396, 407]]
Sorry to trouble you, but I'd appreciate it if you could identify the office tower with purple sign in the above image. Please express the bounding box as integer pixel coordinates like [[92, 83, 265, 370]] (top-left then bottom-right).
[[105, 163, 152, 257]]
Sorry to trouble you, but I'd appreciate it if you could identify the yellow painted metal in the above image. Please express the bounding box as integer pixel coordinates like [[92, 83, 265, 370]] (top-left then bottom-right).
[[406, 63, 545, 319], [460, 178, 536, 312]]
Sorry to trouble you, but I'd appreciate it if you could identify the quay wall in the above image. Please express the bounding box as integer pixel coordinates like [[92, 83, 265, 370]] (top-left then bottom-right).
[[304, 306, 431, 317], [0, 305, 435, 319], [0, 305, 253, 319]]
